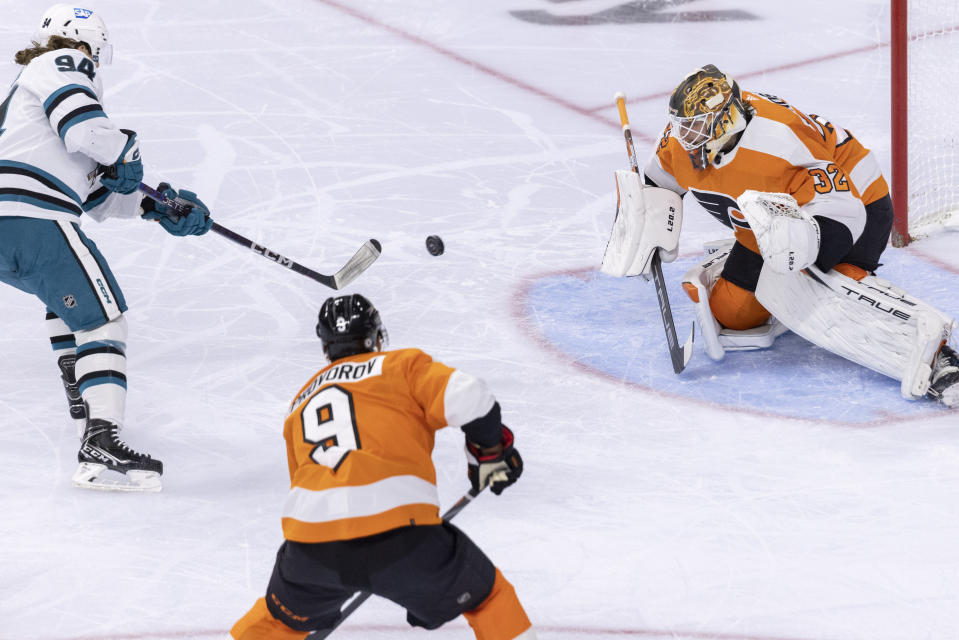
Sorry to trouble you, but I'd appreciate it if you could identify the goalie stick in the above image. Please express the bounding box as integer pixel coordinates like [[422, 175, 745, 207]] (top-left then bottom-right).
[[613, 92, 693, 374], [138, 183, 381, 290], [311, 488, 482, 639]]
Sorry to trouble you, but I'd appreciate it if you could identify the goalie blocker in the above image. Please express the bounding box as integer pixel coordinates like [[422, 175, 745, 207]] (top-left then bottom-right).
[[601, 170, 682, 279]]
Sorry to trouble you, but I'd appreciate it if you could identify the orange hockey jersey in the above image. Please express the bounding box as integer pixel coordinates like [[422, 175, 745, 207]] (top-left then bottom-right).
[[280, 348, 496, 543], [643, 91, 889, 254]]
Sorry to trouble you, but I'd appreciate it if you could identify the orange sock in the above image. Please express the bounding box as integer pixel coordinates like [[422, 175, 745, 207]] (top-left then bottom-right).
[[709, 277, 771, 330], [463, 568, 533, 640], [833, 263, 868, 281], [230, 597, 309, 640]]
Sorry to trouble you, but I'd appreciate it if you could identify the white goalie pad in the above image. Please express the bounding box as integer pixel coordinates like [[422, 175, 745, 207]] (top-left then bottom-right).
[[601, 170, 682, 278], [682, 240, 787, 361], [755, 265, 957, 400], [737, 190, 821, 275]]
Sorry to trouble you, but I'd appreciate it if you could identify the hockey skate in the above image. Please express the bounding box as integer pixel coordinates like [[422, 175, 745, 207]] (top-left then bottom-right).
[[57, 354, 88, 436], [73, 419, 163, 492], [928, 345, 959, 407]]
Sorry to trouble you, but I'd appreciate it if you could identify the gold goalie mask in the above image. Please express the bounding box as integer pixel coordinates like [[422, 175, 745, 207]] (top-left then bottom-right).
[[667, 64, 752, 170]]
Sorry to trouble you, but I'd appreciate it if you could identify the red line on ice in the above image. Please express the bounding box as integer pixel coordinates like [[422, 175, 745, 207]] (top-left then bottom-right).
[[313, 0, 622, 131]]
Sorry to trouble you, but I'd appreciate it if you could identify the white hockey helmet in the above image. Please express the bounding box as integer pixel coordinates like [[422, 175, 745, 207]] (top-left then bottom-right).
[[36, 4, 113, 65]]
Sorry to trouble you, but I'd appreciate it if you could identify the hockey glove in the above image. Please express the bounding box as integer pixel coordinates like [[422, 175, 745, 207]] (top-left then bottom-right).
[[140, 182, 214, 236], [466, 425, 523, 495], [99, 129, 143, 195]]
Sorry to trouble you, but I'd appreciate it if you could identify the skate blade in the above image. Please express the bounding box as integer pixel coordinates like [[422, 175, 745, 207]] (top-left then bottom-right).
[[72, 462, 162, 493], [940, 385, 959, 408]]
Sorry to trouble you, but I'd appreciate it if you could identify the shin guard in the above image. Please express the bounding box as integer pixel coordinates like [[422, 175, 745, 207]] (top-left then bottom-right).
[[74, 315, 128, 427], [231, 598, 309, 640], [464, 568, 534, 640]]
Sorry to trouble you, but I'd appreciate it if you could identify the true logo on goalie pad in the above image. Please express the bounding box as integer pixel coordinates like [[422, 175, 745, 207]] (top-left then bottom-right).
[[838, 286, 912, 321], [806, 270, 913, 321]]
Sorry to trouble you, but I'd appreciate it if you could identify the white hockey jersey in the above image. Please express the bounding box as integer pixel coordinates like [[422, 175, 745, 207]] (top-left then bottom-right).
[[0, 48, 140, 223]]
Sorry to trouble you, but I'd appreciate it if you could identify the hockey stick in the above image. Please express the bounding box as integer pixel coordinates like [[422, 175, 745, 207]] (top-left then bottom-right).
[[614, 92, 693, 374], [311, 487, 483, 639], [137, 183, 381, 290]]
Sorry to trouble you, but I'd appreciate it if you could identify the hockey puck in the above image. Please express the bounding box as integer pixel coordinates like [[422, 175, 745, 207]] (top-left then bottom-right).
[[425, 235, 444, 256]]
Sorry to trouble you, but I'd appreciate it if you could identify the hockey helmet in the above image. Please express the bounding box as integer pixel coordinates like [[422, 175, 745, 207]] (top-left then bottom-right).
[[36, 4, 112, 65], [667, 64, 751, 169], [316, 294, 388, 361]]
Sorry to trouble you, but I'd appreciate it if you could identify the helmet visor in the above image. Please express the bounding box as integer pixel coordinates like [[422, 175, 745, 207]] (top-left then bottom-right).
[[96, 43, 113, 65], [668, 111, 714, 151]]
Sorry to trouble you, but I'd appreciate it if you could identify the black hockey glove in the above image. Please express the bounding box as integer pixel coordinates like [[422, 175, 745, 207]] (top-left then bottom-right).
[[140, 182, 213, 236], [99, 129, 143, 194], [465, 425, 523, 495]]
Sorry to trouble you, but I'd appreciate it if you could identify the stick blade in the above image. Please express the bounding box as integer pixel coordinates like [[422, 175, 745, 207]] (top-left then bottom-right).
[[332, 239, 382, 289], [676, 322, 694, 373]]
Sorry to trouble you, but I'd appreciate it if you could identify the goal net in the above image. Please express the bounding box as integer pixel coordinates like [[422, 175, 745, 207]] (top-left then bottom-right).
[[891, 0, 959, 244]]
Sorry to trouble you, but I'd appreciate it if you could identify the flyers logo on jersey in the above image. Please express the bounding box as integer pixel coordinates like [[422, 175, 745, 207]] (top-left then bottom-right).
[[691, 189, 749, 230]]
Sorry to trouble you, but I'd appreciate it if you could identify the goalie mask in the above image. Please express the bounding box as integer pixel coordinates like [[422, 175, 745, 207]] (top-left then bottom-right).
[[667, 64, 751, 170], [316, 294, 388, 361], [36, 4, 113, 66]]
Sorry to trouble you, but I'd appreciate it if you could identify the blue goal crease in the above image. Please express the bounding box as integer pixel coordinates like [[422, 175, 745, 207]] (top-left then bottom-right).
[[524, 251, 959, 424]]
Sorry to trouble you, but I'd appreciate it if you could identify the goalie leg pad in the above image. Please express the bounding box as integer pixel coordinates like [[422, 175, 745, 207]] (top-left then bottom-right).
[[682, 241, 787, 361], [755, 265, 956, 399]]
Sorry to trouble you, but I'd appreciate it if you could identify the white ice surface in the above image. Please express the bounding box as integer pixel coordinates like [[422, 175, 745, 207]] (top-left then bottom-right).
[[1, 1, 958, 639]]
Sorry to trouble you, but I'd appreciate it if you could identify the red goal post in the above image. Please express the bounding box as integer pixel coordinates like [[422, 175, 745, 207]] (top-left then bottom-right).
[[890, 0, 959, 246]]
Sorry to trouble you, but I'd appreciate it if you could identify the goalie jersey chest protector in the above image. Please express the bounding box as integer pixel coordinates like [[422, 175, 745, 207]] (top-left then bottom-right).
[[0, 49, 128, 222], [644, 91, 889, 253], [281, 348, 495, 543]]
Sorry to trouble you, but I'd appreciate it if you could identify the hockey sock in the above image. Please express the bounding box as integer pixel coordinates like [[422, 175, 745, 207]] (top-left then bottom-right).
[[464, 568, 534, 640], [709, 277, 771, 330], [230, 598, 309, 640], [74, 315, 128, 427], [46, 310, 77, 355], [834, 262, 869, 281], [46, 311, 86, 423]]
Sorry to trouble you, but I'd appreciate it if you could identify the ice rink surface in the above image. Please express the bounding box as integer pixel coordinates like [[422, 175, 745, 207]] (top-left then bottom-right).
[[2, 1, 959, 639]]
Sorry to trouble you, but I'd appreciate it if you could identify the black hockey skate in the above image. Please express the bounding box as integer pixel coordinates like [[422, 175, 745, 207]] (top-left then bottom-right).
[[928, 345, 959, 408], [73, 419, 163, 492], [57, 354, 88, 435]]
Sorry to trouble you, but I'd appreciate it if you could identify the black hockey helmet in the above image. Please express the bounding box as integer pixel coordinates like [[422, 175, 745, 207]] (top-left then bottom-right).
[[316, 294, 388, 361]]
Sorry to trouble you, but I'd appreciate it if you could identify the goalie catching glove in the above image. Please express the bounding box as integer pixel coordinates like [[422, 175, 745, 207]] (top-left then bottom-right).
[[140, 182, 214, 236], [466, 425, 523, 495], [737, 190, 820, 274]]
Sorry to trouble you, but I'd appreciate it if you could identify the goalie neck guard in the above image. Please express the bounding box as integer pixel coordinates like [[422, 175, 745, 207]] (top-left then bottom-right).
[[36, 4, 112, 65], [667, 64, 752, 170], [316, 294, 389, 361]]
